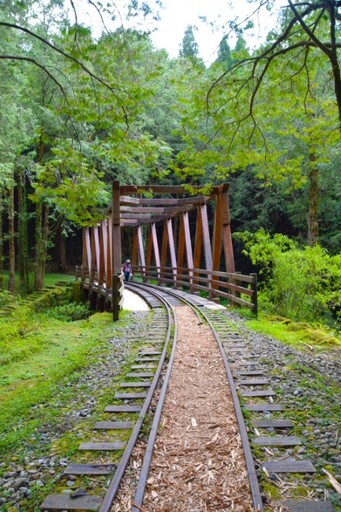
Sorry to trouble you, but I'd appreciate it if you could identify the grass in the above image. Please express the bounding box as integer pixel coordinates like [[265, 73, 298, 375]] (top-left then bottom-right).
[[0, 271, 75, 294], [244, 313, 341, 351], [0, 311, 118, 453]]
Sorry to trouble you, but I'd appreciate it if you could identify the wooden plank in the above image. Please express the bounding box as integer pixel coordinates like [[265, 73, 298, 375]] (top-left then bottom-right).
[[212, 192, 223, 280], [139, 351, 161, 355], [253, 419, 293, 428], [114, 392, 148, 399], [160, 219, 169, 284], [232, 362, 261, 367], [120, 206, 166, 213], [167, 218, 177, 285], [126, 373, 154, 378], [40, 494, 102, 510], [130, 365, 156, 370], [241, 389, 276, 397], [263, 461, 315, 473], [151, 223, 161, 279], [132, 226, 139, 271], [277, 500, 334, 512], [177, 214, 185, 286], [236, 370, 265, 376], [64, 463, 117, 475], [201, 204, 213, 272], [107, 215, 112, 288], [101, 221, 107, 288], [90, 228, 96, 284], [146, 225, 153, 274], [224, 348, 249, 353], [183, 213, 194, 279], [93, 226, 101, 284], [120, 195, 141, 205], [112, 181, 122, 274], [245, 404, 284, 411], [193, 206, 203, 285], [238, 379, 270, 385], [221, 190, 235, 273], [104, 405, 141, 413], [135, 357, 159, 362], [138, 197, 209, 206], [137, 225, 146, 276], [119, 382, 151, 388], [93, 421, 132, 430], [79, 441, 126, 450], [121, 213, 156, 219], [252, 436, 302, 446]]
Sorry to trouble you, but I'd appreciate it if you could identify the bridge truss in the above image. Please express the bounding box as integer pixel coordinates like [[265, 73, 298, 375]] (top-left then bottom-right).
[[81, 182, 257, 318]]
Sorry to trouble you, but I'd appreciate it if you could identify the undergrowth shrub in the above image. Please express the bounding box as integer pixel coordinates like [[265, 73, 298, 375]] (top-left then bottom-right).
[[45, 302, 91, 322], [0, 290, 18, 308], [235, 229, 341, 327]]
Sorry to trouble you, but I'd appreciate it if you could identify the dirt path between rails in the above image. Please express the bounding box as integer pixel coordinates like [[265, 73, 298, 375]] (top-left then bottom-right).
[[112, 306, 255, 511]]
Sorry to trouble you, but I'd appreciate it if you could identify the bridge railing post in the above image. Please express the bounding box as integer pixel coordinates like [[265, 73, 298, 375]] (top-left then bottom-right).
[[112, 272, 124, 321], [250, 273, 258, 316]]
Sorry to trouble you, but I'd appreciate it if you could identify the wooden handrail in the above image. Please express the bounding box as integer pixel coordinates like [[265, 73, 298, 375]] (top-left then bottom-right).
[[132, 265, 257, 314]]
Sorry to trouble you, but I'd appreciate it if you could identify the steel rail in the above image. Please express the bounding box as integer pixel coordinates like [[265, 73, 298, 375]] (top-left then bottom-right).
[[127, 283, 179, 512], [99, 292, 174, 512], [128, 281, 264, 511], [199, 308, 264, 511]]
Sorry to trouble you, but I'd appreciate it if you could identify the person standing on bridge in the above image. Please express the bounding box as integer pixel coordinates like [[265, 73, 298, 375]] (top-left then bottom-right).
[[122, 259, 132, 282]]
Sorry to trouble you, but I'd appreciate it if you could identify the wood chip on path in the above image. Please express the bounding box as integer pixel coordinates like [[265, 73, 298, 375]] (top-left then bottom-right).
[[142, 306, 255, 512]]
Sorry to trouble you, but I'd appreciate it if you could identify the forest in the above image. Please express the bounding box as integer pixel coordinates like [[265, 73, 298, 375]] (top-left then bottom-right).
[[0, 0, 340, 329]]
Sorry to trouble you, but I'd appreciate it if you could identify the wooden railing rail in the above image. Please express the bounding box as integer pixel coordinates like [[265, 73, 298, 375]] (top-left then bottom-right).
[[133, 265, 258, 315]]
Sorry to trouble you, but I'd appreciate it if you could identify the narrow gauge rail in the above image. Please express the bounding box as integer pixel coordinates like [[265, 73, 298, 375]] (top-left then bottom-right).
[[128, 282, 336, 512], [40, 288, 176, 512], [40, 283, 335, 512]]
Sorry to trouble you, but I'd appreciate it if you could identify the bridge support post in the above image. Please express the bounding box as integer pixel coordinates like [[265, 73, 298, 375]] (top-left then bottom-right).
[[250, 273, 258, 316], [112, 181, 122, 275]]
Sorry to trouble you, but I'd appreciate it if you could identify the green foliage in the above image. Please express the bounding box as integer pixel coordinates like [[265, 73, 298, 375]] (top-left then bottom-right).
[[0, 306, 46, 366], [246, 315, 340, 350], [45, 301, 90, 321], [0, 289, 17, 307], [236, 229, 341, 326]]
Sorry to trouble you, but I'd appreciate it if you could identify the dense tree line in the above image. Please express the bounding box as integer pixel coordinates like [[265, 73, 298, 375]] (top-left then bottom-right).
[[0, 0, 340, 296]]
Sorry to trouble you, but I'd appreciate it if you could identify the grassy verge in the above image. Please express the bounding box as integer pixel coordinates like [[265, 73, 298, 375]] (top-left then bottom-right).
[[0, 307, 129, 454], [242, 312, 341, 351]]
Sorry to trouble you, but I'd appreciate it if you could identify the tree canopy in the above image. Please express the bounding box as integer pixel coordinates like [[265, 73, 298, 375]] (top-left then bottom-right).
[[0, 0, 340, 292]]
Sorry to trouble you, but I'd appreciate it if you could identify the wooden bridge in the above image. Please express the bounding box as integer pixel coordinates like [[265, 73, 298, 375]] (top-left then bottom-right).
[[81, 182, 257, 319]]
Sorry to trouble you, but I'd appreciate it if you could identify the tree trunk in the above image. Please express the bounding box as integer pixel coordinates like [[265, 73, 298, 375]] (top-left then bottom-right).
[[42, 203, 49, 278], [34, 201, 44, 290], [0, 191, 3, 289], [8, 187, 15, 293], [307, 152, 319, 246], [60, 231, 67, 272], [17, 170, 29, 291]]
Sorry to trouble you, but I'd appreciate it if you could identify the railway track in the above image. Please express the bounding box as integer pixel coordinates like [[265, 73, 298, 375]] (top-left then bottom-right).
[[40, 283, 336, 512]]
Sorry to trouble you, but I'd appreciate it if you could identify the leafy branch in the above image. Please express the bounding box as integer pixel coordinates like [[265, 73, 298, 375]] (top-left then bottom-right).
[[0, 21, 130, 128], [208, 1, 341, 130]]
